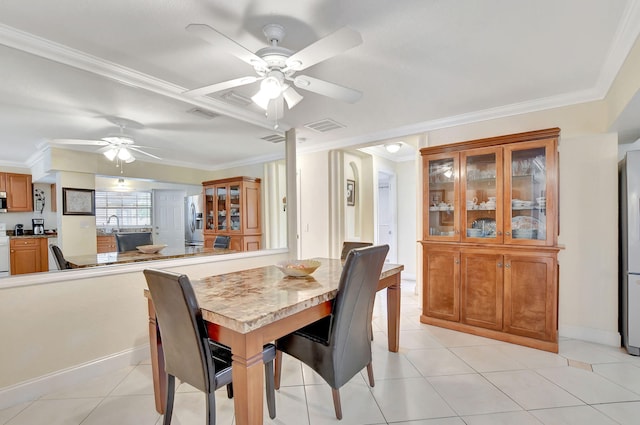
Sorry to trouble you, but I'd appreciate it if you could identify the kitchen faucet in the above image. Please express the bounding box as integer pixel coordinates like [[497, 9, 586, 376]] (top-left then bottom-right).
[[107, 215, 120, 232]]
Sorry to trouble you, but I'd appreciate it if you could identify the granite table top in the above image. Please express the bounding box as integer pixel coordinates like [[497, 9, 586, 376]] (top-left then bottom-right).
[[149, 258, 404, 334], [66, 246, 234, 268]]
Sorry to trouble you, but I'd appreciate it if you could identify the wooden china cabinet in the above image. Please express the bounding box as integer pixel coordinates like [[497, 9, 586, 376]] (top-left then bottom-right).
[[202, 176, 262, 252], [420, 128, 561, 352]]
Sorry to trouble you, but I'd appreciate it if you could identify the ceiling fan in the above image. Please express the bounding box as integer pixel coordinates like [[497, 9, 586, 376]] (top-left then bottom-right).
[[51, 123, 161, 166], [184, 23, 364, 121]]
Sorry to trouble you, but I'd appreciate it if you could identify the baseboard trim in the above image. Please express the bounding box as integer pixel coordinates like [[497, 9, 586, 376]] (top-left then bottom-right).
[[0, 344, 150, 410], [559, 324, 621, 347]]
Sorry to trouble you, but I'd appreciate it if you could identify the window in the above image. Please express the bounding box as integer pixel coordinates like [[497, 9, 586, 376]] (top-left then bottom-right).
[[95, 191, 152, 228]]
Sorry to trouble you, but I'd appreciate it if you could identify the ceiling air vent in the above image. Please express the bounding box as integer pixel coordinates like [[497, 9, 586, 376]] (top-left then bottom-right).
[[261, 134, 286, 144], [186, 107, 219, 120], [304, 118, 345, 133]]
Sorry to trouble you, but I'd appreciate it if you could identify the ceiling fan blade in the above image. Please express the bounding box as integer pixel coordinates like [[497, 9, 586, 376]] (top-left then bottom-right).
[[292, 75, 362, 103], [183, 76, 259, 97], [285, 26, 362, 71], [51, 138, 109, 146], [186, 24, 267, 69], [129, 146, 162, 160], [282, 85, 303, 109]]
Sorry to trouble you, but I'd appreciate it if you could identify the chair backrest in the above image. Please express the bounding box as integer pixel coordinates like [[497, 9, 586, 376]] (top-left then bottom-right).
[[143, 269, 213, 392], [50, 244, 71, 270], [330, 244, 389, 386], [115, 232, 153, 252], [213, 235, 231, 249], [340, 241, 373, 260]]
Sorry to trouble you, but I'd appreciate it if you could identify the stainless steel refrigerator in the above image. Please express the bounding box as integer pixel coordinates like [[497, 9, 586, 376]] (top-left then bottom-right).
[[185, 194, 204, 246], [620, 150, 640, 355]]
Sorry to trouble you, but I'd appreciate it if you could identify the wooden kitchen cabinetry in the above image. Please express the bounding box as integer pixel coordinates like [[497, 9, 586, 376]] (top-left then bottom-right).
[[97, 235, 117, 253], [202, 177, 262, 252], [1, 173, 33, 212], [10, 238, 49, 275], [421, 128, 561, 352]]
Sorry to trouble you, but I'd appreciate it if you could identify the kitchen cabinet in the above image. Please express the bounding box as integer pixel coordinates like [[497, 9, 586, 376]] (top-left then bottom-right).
[[1, 173, 33, 212], [97, 235, 117, 253], [203, 176, 262, 252], [10, 237, 48, 275], [420, 128, 561, 352]]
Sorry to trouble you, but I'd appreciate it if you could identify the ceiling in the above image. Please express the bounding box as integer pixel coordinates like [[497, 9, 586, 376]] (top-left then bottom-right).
[[1, 0, 639, 173]]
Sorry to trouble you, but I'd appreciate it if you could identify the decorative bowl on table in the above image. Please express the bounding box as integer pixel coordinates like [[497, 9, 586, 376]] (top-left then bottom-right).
[[136, 244, 167, 254], [275, 259, 321, 277]]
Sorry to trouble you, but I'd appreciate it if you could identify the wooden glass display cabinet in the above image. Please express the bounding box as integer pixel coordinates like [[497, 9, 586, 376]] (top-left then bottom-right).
[[203, 176, 262, 252], [421, 128, 561, 352]]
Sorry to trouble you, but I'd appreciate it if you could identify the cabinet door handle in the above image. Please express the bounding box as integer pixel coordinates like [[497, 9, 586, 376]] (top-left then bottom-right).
[[505, 263, 511, 268], [455, 259, 460, 264], [497, 262, 502, 268], [505, 231, 511, 236], [497, 231, 502, 236]]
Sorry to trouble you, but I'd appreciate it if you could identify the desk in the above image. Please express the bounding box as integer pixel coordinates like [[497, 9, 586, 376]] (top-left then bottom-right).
[[145, 258, 403, 425], [66, 246, 233, 268]]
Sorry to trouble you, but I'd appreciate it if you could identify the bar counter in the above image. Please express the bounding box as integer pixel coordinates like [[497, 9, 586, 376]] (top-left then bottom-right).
[[66, 246, 234, 268]]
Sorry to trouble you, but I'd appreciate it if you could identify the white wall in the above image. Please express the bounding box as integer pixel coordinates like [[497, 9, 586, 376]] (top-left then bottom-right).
[[0, 250, 288, 406], [395, 160, 418, 279], [557, 133, 619, 345]]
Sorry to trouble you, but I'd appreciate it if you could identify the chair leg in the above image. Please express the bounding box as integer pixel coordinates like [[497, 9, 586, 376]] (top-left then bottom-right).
[[331, 388, 343, 420], [366, 362, 375, 387], [264, 359, 276, 419], [206, 390, 216, 425], [226, 383, 233, 399], [163, 374, 175, 425], [274, 350, 283, 390]]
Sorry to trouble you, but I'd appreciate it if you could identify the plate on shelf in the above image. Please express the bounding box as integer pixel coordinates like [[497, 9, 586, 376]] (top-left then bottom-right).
[[512, 215, 544, 231]]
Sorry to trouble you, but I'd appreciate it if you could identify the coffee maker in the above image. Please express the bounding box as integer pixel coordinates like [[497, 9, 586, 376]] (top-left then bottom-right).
[[32, 218, 44, 235], [14, 224, 24, 236]]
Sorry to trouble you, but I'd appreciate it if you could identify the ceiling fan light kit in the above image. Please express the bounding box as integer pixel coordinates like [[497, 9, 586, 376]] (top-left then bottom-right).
[[184, 23, 364, 122]]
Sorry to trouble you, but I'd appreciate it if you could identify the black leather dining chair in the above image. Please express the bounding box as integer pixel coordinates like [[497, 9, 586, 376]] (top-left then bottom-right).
[[340, 241, 373, 260], [213, 235, 231, 249], [50, 244, 71, 270], [143, 269, 276, 425], [115, 232, 153, 252], [274, 244, 389, 420]]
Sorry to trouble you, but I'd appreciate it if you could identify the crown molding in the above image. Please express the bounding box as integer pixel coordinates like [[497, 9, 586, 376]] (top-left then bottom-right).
[[0, 23, 290, 133]]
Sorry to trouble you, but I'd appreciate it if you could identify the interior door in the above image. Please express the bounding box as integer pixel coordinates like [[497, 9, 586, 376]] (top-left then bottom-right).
[[377, 171, 397, 262], [153, 190, 186, 249]]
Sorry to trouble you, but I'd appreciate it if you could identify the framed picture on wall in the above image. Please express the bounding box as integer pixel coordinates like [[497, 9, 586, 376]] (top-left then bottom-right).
[[346, 179, 355, 206], [62, 188, 95, 216]]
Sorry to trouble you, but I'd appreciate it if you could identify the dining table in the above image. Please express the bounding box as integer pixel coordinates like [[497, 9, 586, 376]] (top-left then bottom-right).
[[144, 257, 404, 425]]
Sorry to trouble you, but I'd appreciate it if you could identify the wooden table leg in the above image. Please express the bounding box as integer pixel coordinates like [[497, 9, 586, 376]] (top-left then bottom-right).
[[230, 332, 265, 425], [148, 299, 166, 414], [384, 273, 401, 352]]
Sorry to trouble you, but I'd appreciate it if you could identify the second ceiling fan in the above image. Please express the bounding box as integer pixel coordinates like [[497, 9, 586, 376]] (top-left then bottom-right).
[[184, 23, 364, 121]]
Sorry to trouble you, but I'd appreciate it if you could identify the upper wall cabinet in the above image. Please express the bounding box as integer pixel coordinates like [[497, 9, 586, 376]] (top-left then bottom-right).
[[1, 173, 33, 212], [424, 131, 558, 247]]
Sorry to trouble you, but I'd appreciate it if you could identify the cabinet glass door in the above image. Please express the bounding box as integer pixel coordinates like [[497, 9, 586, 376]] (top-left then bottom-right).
[[229, 184, 241, 232], [216, 186, 228, 231], [461, 148, 502, 242], [425, 154, 458, 240], [505, 141, 552, 244], [204, 187, 215, 231]]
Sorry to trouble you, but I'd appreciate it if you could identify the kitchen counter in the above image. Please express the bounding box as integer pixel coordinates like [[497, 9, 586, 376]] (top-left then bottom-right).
[[65, 245, 234, 268], [9, 233, 57, 239]]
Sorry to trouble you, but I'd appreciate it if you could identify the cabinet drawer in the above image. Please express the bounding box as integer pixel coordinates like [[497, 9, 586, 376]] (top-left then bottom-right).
[[11, 238, 39, 247]]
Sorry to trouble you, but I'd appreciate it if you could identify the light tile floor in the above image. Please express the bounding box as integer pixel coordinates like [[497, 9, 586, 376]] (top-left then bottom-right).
[[3, 281, 640, 425]]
